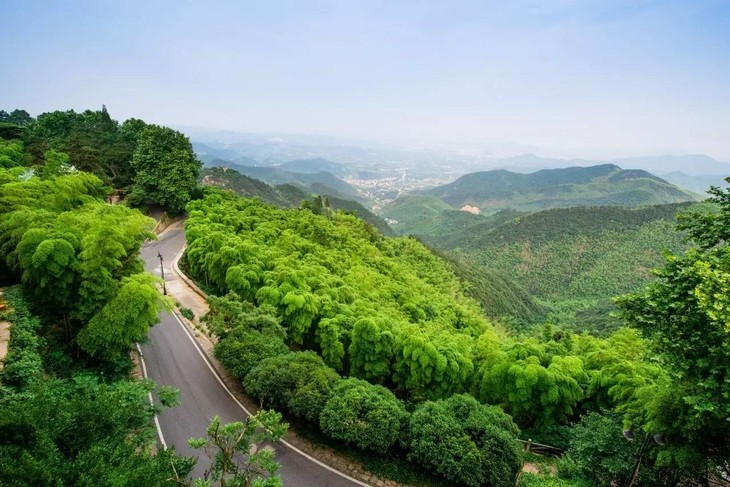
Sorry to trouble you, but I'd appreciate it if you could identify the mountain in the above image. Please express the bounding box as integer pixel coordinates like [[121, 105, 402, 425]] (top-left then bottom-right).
[[657, 171, 729, 195], [199, 166, 392, 235], [417, 164, 697, 214], [403, 202, 696, 334], [279, 158, 350, 178], [610, 154, 730, 177], [200, 166, 294, 207], [202, 159, 364, 202]]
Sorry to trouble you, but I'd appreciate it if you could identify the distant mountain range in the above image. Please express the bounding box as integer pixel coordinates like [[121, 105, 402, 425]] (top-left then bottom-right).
[[199, 166, 391, 235], [202, 159, 364, 203], [413, 164, 697, 215]]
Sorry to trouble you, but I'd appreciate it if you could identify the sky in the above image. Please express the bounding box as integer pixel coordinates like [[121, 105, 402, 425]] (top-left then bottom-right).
[[1, 0, 729, 159]]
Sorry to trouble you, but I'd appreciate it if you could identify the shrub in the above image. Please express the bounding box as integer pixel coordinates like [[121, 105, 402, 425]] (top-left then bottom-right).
[[179, 307, 194, 320], [408, 394, 521, 487], [214, 327, 288, 382], [244, 351, 339, 423], [320, 378, 408, 453]]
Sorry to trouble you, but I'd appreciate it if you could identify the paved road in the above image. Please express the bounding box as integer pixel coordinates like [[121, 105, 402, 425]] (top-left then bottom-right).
[[139, 226, 366, 486]]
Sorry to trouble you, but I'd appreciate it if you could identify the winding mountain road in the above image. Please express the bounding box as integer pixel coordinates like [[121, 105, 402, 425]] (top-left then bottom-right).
[[139, 225, 367, 486]]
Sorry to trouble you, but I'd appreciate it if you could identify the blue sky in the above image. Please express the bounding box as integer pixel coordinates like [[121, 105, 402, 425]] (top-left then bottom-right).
[[1, 0, 729, 159]]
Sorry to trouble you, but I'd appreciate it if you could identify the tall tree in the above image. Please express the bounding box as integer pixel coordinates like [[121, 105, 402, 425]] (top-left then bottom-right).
[[130, 125, 201, 214], [616, 183, 730, 480]]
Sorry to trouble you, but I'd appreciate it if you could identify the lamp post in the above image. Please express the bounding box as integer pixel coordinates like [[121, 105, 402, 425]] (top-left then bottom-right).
[[157, 252, 167, 295], [622, 429, 667, 487]]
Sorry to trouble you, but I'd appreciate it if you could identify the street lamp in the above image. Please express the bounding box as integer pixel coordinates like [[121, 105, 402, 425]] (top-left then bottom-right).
[[157, 252, 167, 295], [622, 429, 667, 487]]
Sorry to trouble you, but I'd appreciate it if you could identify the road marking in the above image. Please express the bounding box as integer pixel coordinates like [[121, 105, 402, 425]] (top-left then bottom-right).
[[169, 310, 370, 487], [136, 342, 168, 449]]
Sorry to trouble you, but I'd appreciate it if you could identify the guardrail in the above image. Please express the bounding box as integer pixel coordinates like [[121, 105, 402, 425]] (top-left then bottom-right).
[[518, 439, 564, 457]]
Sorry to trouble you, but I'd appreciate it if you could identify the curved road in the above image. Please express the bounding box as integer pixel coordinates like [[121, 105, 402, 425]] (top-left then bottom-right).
[[139, 226, 366, 486]]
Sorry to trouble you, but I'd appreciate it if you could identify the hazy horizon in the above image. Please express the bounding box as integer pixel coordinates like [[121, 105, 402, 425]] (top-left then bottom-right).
[[1, 0, 729, 160]]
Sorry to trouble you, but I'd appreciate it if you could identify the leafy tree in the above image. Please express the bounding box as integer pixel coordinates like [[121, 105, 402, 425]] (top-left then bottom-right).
[[0, 109, 34, 126], [130, 124, 201, 214], [616, 183, 730, 480], [393, 327, 474, 399], [214, 325, 288, 383], [0, 140, 28, 168], [408, 394, 521, 487], [188, 412, 288, 487], [319, 378, 408, 453], [37, 149, 72, 178], [473, 341, 586, 430], [557, 411, 676, 487], [348, 318, 394, 383], [77, 273, 172, 360]]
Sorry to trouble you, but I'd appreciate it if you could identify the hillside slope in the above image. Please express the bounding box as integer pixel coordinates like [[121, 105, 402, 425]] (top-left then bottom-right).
[[395, 203, 696, 333], [203, 159, 363, 202], [418, 164, 696, 214], [200, 166, 392, 235]]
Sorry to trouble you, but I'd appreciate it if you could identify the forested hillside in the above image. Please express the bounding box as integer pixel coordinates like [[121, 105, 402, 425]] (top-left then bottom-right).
[[200, 165, 393, 235], [184, 186, 730, 486], [416, 164, 696, 214], [203, 159, 364, 202], [389, 203, 694, 333]]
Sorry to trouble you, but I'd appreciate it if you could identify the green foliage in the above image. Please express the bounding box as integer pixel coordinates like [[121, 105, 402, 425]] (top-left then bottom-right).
[[0, 286, 43, 388], [555, 411, 674, 487], [179, 307, 195, 320], [244, 351, 340, 423], [616, 182, 730, 479], [0, 375, 189, 486], [388, 201, 692, 332], [518, 474, 591, 487], [0, 140, 28, 168], [394, 326, 474, 400], [130, 124, 202, 214], [348, 318, 395, 383], [185, 190, 489, 397], [188, 411, 287, 487], [408, 394, 521, 487], [0, 168, 168, 361], [473, 338, 587, 430], [23, 107, 141, 187], [201, 165, 393, 235], [77, 273, 172, 360], [0, 109, 34, 126], [320, 378, 408, 453]]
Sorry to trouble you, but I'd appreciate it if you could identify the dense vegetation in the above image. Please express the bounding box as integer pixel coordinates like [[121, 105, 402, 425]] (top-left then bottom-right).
[[184, 187, 729, 485], [417, 164, 696, 214], [3, 104, 729, 486], [385, 202, 694, 333], [0, 110, 285, 487], [0, 107, 201, 214], [200, 165, 392, 234]]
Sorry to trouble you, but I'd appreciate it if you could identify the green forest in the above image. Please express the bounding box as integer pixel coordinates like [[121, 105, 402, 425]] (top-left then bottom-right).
[[1, 106, 729, 487], [383, 194, 702, 333], [0, 108, 286, 486], [185, 187, 730, 486]]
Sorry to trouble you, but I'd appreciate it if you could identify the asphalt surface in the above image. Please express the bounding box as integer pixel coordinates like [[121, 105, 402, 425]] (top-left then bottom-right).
[[139, 226, 366, 486]]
